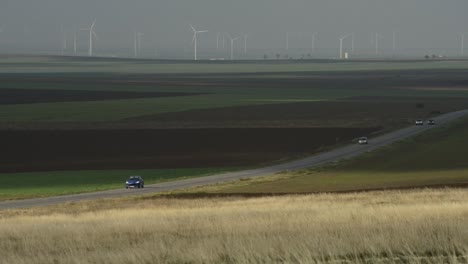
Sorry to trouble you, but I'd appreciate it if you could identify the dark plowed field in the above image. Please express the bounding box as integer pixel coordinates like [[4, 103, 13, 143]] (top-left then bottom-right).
[[128, 97, 468, 127], [1, 127, 378, 173], [0, 88, 203, 105]]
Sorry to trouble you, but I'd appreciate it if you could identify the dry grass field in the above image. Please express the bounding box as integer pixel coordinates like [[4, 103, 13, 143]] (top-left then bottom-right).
[[1, 189, 467, 263]]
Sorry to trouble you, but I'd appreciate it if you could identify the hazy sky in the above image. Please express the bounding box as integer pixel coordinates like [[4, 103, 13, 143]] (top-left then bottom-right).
[[1, 0, 468, 57]]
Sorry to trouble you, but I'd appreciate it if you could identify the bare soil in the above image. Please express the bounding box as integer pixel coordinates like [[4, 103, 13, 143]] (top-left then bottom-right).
[[0, 88, 204, 105], [1, 127, 378, 173]]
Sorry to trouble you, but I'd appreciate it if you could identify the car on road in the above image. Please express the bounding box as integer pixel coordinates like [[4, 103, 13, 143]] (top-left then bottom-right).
[[125, 176, 144, 189], [427, 119, 436, 125], [415, 120, 424, 125], [358, 137, 368, 145]]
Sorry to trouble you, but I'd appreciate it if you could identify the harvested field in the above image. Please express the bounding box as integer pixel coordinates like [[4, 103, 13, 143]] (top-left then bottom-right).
[[0, 88, 203, 105], [0, 127, 378, 173], [127, 97, 468, 128]]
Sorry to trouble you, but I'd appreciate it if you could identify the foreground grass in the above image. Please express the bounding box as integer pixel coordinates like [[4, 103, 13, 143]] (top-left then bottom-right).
[[203, 116, 468, 194], [1, 189, 467, 263], [0, 167, 236, 201]]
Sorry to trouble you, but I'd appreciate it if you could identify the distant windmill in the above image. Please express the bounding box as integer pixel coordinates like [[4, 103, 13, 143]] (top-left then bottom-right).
[[311, 32, 317, 53], [81, 19, 97, 57], [190, 25, 208, 61], [243, 33, 249, 55], [134, 32, 144, 57], [73, 29, 77, 55], [226, 33, 239, 60], [460, 34, 465, 56], [339, 33, 352, 59], [286, 32, 289, 51], [375, 33, 383, 55], [60, 25, 67, 55]]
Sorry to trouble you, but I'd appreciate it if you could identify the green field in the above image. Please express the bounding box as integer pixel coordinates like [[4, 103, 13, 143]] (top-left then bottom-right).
[[198, 117, 468, 194], [2, 56, 468, 74], [0, 167, 238, 201]]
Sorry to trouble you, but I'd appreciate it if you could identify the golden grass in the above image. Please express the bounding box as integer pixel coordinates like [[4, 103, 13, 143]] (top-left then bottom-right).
[[1, 189, 468, 263]]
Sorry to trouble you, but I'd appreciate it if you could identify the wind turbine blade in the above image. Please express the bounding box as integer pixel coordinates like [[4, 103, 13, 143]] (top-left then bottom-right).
[[91, 19, 96, 28], [190, 25, 196, 32], [92, 30, 98, 40], [192, 34, 196, 44], [198, 30, 208, 33]]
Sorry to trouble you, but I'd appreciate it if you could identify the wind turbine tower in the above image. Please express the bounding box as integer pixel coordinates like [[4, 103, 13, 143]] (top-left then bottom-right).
[[226, 33, 239, 60], [133, 32, 144, 57], [339, 34, 352, 59], [311, 32, 317, 53], [73, 30, 77, 55], [81, 20, 97, 57], [243, 34, 248, 55], [461, 34, 465, 56], [375, 33, 382, 55], [190, 25, 208, 61]]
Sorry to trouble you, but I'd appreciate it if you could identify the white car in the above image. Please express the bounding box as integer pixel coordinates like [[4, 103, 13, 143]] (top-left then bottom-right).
[[358, 137, 368, 145], [415, 120, 424, 125]]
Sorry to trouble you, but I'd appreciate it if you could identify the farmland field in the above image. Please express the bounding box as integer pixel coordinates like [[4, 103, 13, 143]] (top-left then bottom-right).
[[2, 56, 468, 198], [196, 116, 468, 194]]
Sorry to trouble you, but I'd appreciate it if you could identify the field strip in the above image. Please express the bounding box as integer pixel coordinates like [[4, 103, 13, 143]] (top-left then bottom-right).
[[1, 109, 468, 209]]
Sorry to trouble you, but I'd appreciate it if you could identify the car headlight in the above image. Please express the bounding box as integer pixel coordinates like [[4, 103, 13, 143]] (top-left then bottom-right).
[[126, 181, 129, 184], [136, 181, 140, 183]]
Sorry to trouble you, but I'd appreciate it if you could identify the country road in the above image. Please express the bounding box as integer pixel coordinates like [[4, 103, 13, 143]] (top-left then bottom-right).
[[2, 109, 468, 210]]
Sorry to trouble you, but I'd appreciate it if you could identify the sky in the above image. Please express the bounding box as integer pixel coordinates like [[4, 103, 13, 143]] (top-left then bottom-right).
[[1, 0, 468, 58]]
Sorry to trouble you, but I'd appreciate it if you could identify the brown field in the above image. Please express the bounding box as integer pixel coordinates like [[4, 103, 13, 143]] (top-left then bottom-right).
[[0, 127, 377, 173], [1, 189, 467, 264], [0, 88, 203, 105], [128, 97, 468, 128]]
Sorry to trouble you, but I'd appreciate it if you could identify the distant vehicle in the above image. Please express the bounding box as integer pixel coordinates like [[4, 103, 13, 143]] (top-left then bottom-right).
[[415, 120, 424, 125], [358, 137, 368, 145], [427, 120, 436, 125], [125, 176, 144, 189]]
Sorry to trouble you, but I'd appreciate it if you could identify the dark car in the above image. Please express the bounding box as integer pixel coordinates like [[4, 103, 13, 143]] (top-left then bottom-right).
[[125, 176, 144, 189], [427, 120, 436, 125]]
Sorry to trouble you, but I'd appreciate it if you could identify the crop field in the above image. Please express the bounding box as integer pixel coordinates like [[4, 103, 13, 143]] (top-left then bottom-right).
[[0, 168, 235, 201], [1, 189, 467, 263], [197, 116, 468, 194], [2, 56, 468, 198]]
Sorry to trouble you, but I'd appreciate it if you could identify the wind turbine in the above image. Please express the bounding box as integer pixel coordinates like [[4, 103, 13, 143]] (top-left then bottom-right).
[[81, 19, 97, 57], [286, 32, 289, 51], [311, 32, 317, 53], [392, 31, 396, 55], [339, 33, 352, 59], [190, 25, 208, 61], [60, 25, 68, 55], [216, 32, 220, 49], [460, 34, 465, 56], [134, 32, 144, 57], [73, 28, 77, 55], [226, 33, 239, 60], [351, 32, 355, 53], [243, 33, 248, 55], [375, 33, 383, 55]]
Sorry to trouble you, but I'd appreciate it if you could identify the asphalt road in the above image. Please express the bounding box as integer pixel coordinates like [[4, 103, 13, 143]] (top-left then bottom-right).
[[2, 109, 468, 210]]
